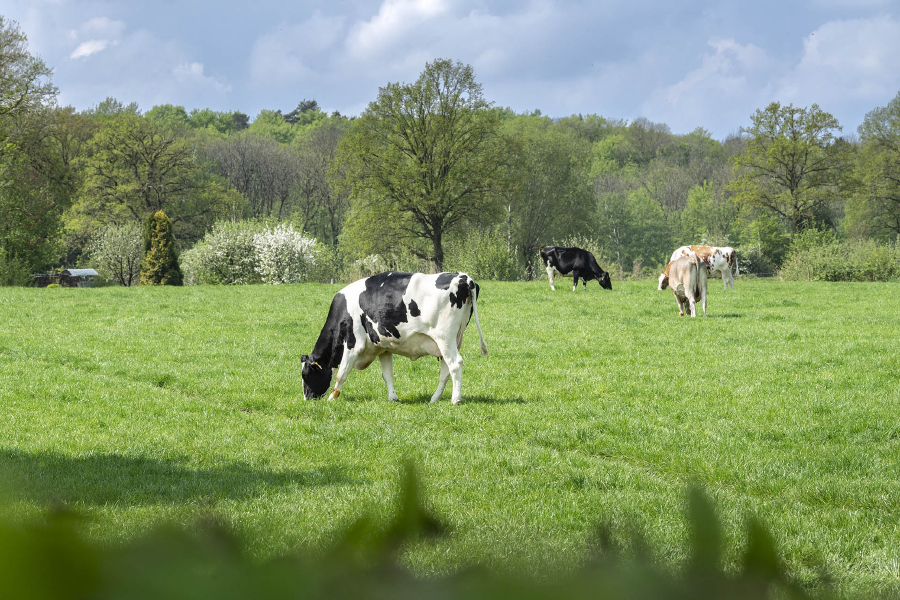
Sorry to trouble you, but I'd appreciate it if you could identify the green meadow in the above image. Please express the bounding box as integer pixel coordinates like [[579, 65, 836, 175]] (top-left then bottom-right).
[[1, 279, 899, 595]]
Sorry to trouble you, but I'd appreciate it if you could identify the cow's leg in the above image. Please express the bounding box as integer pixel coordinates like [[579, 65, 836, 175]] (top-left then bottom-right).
[[687, 290, 697, 317], [673, 292, 685, 317], [328, 349, 359, 400], [430, 358, 451, 403], [546, 264, 556, 291], [435, 341, 464, 405], [379, 353, 400, 402], [572, 272, 579, 292]]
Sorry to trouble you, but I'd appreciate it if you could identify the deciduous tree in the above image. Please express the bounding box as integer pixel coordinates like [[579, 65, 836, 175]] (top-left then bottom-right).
[[846, 92, 900, 240], [74, 114, 202, 232], [336, 59, 510, 269], [728, 102, 846, 237]]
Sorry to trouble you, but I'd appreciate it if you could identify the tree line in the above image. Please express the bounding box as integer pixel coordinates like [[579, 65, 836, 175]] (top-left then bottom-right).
[[2, 15, 899, 285]]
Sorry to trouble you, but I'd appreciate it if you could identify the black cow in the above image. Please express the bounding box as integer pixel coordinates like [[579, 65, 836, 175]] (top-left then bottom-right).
[[301, 271, 487, 405], [540, 246, 612, 291]]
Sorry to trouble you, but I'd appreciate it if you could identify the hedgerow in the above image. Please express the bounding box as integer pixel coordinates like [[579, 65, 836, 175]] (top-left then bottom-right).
[[780, 231, 900, 282]]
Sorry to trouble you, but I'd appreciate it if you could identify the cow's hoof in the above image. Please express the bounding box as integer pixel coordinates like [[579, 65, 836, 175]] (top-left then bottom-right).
[[451, 398, 462, 405], [388, 394, 400, 402], [429, 395, 440, 403]]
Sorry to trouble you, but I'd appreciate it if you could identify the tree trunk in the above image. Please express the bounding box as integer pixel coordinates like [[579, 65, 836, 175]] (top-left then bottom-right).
[[432, 227, 444, 272]]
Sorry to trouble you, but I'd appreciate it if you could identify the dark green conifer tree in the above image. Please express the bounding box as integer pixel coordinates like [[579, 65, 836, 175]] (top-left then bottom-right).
[[140, 211, 183, 286]]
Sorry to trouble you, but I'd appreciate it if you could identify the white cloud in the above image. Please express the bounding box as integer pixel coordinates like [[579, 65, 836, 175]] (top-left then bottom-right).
[[641, 38, 781, 133], [249, 12, 346, 85], [776, 15, 900, 106], [346, 0, 450, 59], [70, 39, 108, 59], [172, 62, 232, 93], [66, 17, 126, 59], [58, 27, 234, 109], [73, 16, 126, 40]]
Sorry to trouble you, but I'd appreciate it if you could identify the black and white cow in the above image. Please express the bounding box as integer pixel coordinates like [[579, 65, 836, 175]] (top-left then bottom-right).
[[540, 246, 612, 291], [301, 271, 487, 405]]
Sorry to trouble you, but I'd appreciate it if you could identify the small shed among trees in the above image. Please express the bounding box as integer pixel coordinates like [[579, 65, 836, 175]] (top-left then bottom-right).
[[60, 269, 98, 287]]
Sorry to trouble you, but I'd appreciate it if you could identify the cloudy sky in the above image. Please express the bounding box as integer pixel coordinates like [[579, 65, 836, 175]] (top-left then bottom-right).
[[3, 0, 899, 138]]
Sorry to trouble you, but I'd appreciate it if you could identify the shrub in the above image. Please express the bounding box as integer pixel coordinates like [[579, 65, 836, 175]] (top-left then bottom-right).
[[140, 211, 183, 286], [181, 221, 319, 285], [181, 221, 262, 285], [0, 253, 32, 287], [445, 227, 519, 281], [252, 224, 318, 284], [88, 222, 143, 286], [309, 243, 348, 284], [780, 234, 900, 282]]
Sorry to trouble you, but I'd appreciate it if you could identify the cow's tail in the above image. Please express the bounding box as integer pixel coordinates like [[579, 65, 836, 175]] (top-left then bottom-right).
[[734, 253, 739, 277], [690, 256, 701, 301], [470, 280, 488, 356]]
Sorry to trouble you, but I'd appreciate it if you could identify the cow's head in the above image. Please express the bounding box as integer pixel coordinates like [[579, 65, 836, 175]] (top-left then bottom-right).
[[657, 272, 669, 290], [301, 354, 332, 399], [598, 271, 612, 290]]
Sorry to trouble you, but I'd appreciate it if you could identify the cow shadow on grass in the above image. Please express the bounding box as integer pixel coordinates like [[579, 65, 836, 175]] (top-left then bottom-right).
[[708, 313, 743, 319], [397, 394, 526, 405], [0, 449, 361, 507]]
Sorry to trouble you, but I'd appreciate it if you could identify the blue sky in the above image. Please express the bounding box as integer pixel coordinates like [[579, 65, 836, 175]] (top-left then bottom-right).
[[3, 0, 899, 138]]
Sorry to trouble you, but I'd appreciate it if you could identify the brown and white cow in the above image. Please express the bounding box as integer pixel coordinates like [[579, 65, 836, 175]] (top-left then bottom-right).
[[661, 245, 737, 291], [658, 255, 707, 317]]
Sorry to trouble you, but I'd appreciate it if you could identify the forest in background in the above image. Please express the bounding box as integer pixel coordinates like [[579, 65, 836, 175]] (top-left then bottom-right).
[[2, 15, 899, 286]]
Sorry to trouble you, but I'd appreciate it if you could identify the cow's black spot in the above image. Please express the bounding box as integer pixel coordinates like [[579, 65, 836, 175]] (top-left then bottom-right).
[[303, 292, 355, 398], [435, 272, 455, 290], [449, 274, 469, 309], [362, 314, 380, 344], [359, 271, 412, 340], [409, 299, 421, 317]]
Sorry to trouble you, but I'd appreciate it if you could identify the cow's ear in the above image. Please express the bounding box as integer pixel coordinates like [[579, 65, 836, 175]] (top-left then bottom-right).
[[301, 354, 310, 364]]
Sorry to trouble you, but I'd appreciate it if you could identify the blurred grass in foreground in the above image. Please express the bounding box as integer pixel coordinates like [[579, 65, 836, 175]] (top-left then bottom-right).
[[0, 463, 871, 600]]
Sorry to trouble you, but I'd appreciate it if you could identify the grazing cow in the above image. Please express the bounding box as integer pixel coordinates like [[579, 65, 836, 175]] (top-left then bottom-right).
[[300, 271, 487, 405], [540, 246, 612, 291], [658, 255, 707, 317], [661, 245, 737, 291]]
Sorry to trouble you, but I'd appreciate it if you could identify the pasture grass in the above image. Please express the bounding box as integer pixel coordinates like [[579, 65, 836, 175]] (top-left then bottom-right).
[[1, 278, 899, 596]]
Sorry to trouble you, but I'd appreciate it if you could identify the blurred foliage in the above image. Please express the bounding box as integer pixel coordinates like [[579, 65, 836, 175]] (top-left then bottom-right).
[[0, 463, 862, 600]]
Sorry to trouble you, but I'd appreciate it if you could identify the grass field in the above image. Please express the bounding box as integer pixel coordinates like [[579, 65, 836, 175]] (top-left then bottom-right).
[[1, 278, 899, 595]]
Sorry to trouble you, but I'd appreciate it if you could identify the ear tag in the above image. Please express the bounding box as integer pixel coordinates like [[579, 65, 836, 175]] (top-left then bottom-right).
[[314, 362, 321, 368]]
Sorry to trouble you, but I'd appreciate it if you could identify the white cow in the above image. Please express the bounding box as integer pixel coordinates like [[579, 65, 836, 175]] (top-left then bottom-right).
[[660, 245, 737, 291], [658, 255, 708, 317], [300, 271, 487, 405]]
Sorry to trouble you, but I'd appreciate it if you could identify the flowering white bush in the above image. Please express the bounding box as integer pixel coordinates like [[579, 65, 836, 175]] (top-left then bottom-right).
[[88, 222, 144, 286], [181, 221, 261, 285], [253, 224, 318, 284], [181, 221, 320, 285]]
